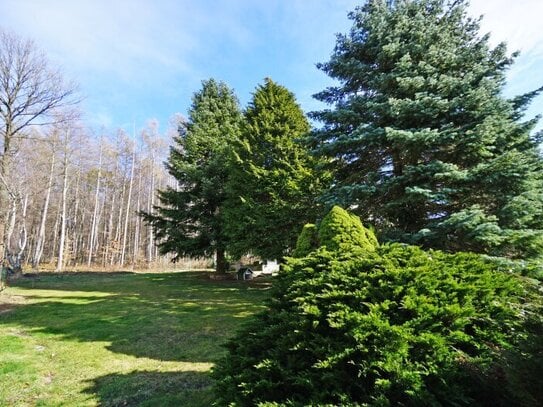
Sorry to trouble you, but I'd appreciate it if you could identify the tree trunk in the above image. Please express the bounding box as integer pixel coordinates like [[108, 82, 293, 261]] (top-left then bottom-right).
[[88, 138, 103, 266], [103, 184, 114, 267], [50, 205, 61, 264], [70, 157, 82, 266], [32, 146, 55, 269], [9, 194, 28, 278], [0, 122, 12, 268], [215, 247, 227, 274], [112, 174, 126, 266], [56, 131, 70, 272], [147, 160, 155, 264], [120, 139, 135, 267], [132, 157, 142, 268]]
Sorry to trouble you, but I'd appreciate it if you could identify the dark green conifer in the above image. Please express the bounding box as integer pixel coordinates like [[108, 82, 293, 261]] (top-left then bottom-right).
[[141, 79, 242, 273], [225, 78, 329, 260]]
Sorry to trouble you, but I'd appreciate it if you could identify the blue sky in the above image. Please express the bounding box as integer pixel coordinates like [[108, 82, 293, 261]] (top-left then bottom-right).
[[1, 0, 542, 135]]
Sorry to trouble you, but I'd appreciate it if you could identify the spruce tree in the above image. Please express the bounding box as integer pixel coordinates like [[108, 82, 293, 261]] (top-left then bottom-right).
[[311, 0, 543, 259], [225, 78, 328, 260], [141, 79, 242, 273]]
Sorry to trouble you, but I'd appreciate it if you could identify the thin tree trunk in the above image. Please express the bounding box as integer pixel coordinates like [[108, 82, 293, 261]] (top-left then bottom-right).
[[120, 139, 135, 267], [4, 193, 28, 278], [112, 177, 126, 266], [56, 131, 70, 272], [0, 123, 13, 267], [32, 148, 56, 269], [147, 150, 156, 264], [10, 194, 28, 277], [70, 157, 81, 266], [102, 184, 113, 267], [132, 159, 142, 268], [50, 205, 61, 264], [94, 184, 105, 267], [4, 195, 16, 264], [88, 139, 103, 266]]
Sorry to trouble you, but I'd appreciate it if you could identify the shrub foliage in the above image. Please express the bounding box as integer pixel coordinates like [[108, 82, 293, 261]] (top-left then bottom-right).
[[213, 208, 542, 406], [318, 205, 378, 253], [292, 223, 319, 258]]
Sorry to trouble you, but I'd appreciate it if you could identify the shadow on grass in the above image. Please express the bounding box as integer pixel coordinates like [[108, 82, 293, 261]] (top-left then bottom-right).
[[2, 272, 270, 363], [83, 370, 214, 406]]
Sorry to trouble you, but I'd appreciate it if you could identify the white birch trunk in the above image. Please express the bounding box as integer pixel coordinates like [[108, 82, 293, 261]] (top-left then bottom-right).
[[56, 130, 70, 272], [88, 139, 103, 266], [112, 177, 126, 266], [120, 141, 135, 267], [147, 149, 156, 264], [70, 160, 81, 266], [132, 158, 142, 267], [32, 149, 55, 269]]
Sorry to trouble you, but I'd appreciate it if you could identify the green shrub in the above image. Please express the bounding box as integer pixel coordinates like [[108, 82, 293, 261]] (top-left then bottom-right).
[[213, 207, 542, 406], [318, 205, 378, 253], [292, 224, 319, 258]]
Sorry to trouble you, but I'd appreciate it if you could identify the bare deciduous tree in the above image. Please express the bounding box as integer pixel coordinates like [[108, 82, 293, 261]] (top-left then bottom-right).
[[0, 29, 78, 270]]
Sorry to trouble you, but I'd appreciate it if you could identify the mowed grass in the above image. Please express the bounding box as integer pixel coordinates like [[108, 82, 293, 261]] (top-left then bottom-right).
[[0, 271, 271, 406]]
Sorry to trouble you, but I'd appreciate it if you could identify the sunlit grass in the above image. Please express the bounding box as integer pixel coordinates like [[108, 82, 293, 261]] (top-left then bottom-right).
[[0, 271, 270, 406]]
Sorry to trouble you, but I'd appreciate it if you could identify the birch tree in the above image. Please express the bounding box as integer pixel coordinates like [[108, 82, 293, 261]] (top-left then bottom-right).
[[120, 130, 135, 266], [0, 29, 78, 270], [87, 136, 103, 266], [31, 133, 57, 268], [56, 126, 71, 272]]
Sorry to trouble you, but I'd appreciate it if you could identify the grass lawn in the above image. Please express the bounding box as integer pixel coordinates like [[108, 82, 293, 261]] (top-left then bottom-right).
[[0, 271, 270, 406]]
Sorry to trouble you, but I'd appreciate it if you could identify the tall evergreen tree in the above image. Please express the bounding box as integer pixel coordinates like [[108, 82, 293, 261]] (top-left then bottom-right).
[[141, 79, 242, 272], [311, 0, 543, 259], [225, 78, 328, 260]]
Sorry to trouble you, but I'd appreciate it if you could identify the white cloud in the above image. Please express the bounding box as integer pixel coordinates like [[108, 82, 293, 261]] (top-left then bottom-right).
[[0, 0, 199, 83], [1, 0, 540, 132], [468, 0, 543, 129], [468, 0, 543, 56]]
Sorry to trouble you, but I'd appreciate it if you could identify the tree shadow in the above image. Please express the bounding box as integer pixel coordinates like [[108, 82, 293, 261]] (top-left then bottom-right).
[[82, 370, 214, 406], [2, 272, 270, 363]]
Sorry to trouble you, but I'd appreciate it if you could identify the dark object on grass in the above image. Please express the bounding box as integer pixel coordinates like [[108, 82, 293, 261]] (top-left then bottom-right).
[[236, 267, 253, 281]]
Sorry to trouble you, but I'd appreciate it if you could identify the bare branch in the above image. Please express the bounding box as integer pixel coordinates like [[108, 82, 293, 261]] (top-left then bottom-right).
[[0, 28, 80, 264]]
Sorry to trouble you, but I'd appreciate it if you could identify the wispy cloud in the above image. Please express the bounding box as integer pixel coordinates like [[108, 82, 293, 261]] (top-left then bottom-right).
[[469, 0, 543, 56], [2, 0, 199, 82], [1, 0, 541, 132], [468, 0, 543, 130], [0, 0, 266, 129]]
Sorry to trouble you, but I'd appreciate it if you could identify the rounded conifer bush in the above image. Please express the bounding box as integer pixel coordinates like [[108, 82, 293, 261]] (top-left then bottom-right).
[[292, 223, 319, 258], [213, 208, 542, 406]]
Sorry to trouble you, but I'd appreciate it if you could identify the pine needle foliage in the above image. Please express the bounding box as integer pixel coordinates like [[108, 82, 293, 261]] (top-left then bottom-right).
[[310, 0, 543, 259], [141, 79, 242, 272], [225, 78, 329, 260]]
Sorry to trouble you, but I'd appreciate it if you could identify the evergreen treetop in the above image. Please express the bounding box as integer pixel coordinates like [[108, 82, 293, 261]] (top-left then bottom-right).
[[141, 79, 242, 272], [225, 78, 329, 260]]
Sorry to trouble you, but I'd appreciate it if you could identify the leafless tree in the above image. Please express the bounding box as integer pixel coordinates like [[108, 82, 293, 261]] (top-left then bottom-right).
[[0, 29, 79, 271], [31, 132, 57, 269], [120, 129, 135, 267], [87, 135, 103, 266]]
